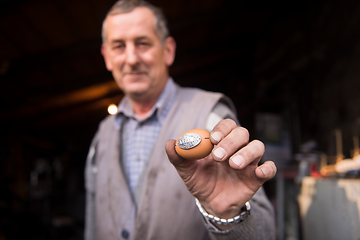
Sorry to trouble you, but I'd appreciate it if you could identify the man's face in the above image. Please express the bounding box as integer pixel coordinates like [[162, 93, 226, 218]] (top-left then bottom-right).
[[101, 7, 175, 100]]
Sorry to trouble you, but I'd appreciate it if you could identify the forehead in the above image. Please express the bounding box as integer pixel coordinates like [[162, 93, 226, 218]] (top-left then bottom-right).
[[105, 7, 158, 41]]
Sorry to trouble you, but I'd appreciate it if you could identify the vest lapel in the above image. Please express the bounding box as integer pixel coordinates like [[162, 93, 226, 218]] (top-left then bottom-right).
[[133, 86, 223, 239], [96, 116, 136, 239]]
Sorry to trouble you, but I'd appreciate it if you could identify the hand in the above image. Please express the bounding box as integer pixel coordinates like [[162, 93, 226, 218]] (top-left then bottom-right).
[[165, 119, 277, 230]]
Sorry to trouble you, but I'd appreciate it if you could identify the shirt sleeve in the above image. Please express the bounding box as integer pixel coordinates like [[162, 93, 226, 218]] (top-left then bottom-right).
[[205, 100, 240, 132]]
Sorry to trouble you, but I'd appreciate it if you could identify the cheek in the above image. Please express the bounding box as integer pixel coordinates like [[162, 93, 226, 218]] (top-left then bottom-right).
[[112, 55, 125, 68], [140, 53, 156, 66], [112, 73, 124, 90], [142, 49, 164, 66]]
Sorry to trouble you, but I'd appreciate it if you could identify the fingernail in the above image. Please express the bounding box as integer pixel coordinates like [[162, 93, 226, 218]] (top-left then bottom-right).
[[260, 167, 268, 177], [231, 155, 244, 167], [211, 131, 222, 142], [213, 147, 226, 160]]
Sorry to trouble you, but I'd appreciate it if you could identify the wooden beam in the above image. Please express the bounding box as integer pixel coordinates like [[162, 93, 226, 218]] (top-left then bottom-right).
[[1, 80, 121, 120]]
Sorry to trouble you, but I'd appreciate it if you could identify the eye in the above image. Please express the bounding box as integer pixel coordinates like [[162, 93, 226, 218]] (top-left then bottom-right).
[[110, 41, 125, 51], [136, 40, 151, 50], [113, 43, 125, 50]]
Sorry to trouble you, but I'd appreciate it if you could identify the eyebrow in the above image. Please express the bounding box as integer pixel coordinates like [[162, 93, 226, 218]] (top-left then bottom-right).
[[135, 36, 151, 41], [110, 36, 151, 44], [110, 39, 124, 45]]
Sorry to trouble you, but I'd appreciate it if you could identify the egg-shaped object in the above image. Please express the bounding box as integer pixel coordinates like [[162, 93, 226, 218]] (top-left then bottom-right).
[[175, 129, 213, 160]]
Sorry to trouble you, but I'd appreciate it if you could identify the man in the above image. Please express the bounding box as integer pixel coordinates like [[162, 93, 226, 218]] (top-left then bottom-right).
[[85, 0, 277, 239]]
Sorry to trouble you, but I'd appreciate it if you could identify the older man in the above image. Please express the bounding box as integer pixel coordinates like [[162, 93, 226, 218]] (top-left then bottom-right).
[[85, 0, 277, 239]]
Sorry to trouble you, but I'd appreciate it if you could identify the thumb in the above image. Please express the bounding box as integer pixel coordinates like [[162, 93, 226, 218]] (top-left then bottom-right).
[[165, 139, 197, 180], [165, 139, 186, 167]]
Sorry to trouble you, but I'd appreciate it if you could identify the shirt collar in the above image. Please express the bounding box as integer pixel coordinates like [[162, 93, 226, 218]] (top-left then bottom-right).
[[114, 77, 177, 130]]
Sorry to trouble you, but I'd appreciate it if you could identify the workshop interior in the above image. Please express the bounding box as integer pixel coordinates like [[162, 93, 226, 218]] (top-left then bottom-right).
[[1, 0, 360, 239]]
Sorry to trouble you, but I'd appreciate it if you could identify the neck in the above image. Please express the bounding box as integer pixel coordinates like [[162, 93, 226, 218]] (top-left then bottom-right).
[[129, 77, 168, 119], [130, 98, 157, 119]]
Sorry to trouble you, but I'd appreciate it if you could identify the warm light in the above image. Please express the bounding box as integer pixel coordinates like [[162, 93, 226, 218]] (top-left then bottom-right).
[[107, 104, 118, 115]]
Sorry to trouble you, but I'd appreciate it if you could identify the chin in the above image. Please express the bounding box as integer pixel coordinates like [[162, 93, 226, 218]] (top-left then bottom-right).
[[126, 84, 150, 96]]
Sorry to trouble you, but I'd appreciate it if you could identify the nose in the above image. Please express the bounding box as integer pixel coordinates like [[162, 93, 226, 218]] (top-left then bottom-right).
[[124, 44, 139, 66]]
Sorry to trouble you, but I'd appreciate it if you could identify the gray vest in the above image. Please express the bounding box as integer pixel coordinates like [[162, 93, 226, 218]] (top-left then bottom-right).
[[85, 85, 235, 240]]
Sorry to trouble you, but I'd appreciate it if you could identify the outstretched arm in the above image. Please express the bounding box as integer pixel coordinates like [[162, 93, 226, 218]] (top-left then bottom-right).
[[165, 119, 277, 232]]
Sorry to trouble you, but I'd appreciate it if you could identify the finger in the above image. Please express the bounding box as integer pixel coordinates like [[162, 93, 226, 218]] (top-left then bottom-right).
[[228, 139, 265, 169], [255, 161, 277, 181], [210, 119, 238, 144], [165, 139, 197, 182], [211, 127, 249, 161], [165, 139, 186, 167]]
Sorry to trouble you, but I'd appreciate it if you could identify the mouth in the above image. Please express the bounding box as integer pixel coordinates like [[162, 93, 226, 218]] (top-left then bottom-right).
[[124, 71, 146, 76]]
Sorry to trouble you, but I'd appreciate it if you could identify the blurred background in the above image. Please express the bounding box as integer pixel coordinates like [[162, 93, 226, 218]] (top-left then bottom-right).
[[1, 0, 360, 239]]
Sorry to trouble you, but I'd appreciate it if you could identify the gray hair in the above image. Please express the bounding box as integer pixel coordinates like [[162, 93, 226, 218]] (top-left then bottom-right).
[[101, 0, 169, 45]]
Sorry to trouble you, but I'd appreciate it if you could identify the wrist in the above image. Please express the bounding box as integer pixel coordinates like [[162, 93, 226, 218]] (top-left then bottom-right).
[[195, 198, 251, 230]]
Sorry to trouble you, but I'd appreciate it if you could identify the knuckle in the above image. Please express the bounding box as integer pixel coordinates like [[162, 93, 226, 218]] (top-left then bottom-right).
[[248, 146, 259, 159], [218, 118, 237, 130], [233, 127, 249, 139], [270, 161, 277, 173], [222, 118, 237, 126], [244, 140, 264, 159], [253, 140, 265, 152], [212, 119, 238, 136]]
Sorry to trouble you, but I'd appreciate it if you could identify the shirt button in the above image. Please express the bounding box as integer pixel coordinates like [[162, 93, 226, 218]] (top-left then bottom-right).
[[121, 229, 130, 239]]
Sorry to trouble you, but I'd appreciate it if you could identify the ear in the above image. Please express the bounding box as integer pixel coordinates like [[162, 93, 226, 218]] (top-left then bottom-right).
[[164, 36, 176, 66], [101, 43, 113, 71]]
